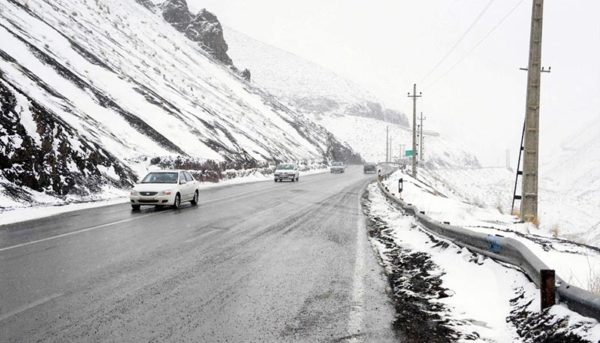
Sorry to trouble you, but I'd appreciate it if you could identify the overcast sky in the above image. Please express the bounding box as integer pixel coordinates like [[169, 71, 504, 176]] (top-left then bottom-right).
[[191, 0, 600, 165]]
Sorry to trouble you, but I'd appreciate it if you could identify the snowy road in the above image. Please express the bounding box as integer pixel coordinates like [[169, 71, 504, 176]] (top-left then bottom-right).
[[0, 167, 397, 342]]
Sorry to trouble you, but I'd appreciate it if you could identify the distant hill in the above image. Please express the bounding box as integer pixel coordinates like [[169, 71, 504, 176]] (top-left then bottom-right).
[[0, 0, 359, 208], [224, 28, 409, 127]]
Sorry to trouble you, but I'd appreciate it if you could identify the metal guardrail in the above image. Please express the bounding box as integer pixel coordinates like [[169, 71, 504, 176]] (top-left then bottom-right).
[[376, 175, 600, 321]]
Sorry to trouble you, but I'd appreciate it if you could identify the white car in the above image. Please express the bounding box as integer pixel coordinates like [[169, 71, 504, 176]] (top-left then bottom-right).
[[274, 163, 300, 182], [130, 170, 199, 210], [330, 161, 346, 174]]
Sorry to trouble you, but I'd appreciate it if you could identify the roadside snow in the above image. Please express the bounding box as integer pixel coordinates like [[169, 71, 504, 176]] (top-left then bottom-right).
[[368, 181, 600, 342], [0, 168, 328, 226], [367, 183, 522, 341], [382, 168, 600, 293]]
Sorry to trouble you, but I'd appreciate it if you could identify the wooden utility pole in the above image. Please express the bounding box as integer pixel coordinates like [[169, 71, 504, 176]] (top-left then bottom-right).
[[520, 0, 545, 223], [407, 84, 422, 178]]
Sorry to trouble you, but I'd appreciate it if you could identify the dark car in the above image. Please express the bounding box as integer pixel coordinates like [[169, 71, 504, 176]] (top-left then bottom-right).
[[363, 163, 377, 174]]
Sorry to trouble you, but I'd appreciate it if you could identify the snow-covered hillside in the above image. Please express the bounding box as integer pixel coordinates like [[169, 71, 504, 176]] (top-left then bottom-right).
[[0, 0, 359, 208], [224, 28, 409, 127], [315, 115, 479, 167], [539, 116, 600, 243], [224, 28, 481, 168], [543, 117, 600, 203]]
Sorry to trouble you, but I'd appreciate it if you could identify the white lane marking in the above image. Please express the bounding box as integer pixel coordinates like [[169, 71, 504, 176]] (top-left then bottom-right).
[[0, 213, 158, 253], [0, 292, 63, 322], [184, 229, 219, 243], [0, 173, 335, 254], [347, 192, 366, 341], [0, 186, 284, 254], [198, 174, 326, 206]]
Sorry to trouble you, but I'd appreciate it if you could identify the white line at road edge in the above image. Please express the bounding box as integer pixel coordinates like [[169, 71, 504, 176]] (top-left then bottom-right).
[[0, 213, 158, 253], [0, 182, 315, 253], [0, 174, 350, 254], [0, 292, 63, 322], [347, 187, 366, 342]]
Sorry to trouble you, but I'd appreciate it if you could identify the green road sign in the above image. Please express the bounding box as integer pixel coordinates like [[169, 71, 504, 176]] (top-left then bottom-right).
[[404, 150, 414, 157]]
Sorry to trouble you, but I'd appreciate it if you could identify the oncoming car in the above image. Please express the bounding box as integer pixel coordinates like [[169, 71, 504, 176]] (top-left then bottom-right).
[[330, 161, 345, 174], [274, 163, 300, 182], [363, 162, 377, 174], [130, 170, 199, 210]]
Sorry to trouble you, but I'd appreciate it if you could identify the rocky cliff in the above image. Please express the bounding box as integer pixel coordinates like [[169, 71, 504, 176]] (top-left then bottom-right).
[[161, 0, 233, 65]]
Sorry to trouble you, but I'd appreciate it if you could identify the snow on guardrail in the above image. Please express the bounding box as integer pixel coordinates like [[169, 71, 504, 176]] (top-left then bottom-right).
[[375, 170, 600, 322]]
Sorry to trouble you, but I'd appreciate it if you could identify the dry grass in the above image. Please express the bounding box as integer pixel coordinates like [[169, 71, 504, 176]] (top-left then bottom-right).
[[495, 198, 505, 214], [589, 275, 600, 296], [585, 256, 600, 295], [511, 209, 541, 228], [550, 224, 560, 238]]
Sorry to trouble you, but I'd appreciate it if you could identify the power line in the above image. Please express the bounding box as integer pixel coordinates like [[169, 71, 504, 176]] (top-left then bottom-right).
[[423, 0, 526, 91], [419, 0, 496, 84]]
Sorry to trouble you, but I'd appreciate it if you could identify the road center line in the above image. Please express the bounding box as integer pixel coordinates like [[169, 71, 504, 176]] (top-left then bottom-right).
[[0, 213, 158, 253], [0, 174, 333, 254], [0, 292, 64, 322]]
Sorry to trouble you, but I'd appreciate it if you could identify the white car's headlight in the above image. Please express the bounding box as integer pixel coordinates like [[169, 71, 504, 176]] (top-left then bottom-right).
[[130, 190, 139, 196], [160, 190, 173, 195]]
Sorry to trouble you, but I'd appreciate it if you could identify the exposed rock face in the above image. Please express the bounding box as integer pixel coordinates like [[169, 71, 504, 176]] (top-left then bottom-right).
[[161, 0, 191, 31], [161, 0, 232, 65], [0, 78, 137, 200]]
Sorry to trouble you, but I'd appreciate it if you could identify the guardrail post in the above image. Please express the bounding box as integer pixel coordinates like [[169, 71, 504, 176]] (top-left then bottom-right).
[[541, 269, 556, 310]]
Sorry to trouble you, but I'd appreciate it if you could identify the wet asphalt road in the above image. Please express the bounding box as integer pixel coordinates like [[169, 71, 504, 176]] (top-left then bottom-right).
[[0, 167, 397, 342]]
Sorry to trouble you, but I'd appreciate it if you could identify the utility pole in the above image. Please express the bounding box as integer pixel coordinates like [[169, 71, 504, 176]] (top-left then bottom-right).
[[389, 136, 393, 162], [407, 84, 422, 178], [418, 112, 426, 161], [385, 126, 389, 162], [520, 0, 545, 223]]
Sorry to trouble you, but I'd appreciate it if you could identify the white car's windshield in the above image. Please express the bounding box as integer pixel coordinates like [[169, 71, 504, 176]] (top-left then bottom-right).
[[141, 172, 179, 184], [277, 164, 295, 170], [332, 162, 344, 166]]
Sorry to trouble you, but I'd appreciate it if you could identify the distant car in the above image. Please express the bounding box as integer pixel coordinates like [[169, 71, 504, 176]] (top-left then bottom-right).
[[330, 161, 345, 174], [363, 163, 377, 174], [130, 170, 199, 210], [274, 163, 300, 182]]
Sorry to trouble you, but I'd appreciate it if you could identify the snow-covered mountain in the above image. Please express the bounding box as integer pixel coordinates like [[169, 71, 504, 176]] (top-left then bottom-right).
[[225, 28, 477, 168], [0, 0, 359, 207], [539, 116, 600, 243], [225, 28, 409, 127], [543, 116, 600, 200]]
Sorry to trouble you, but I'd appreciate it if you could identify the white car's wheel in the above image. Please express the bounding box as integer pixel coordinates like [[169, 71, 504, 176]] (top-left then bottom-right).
[[172, 194, 181, 209], [191, 191, 198, 206], [131, 204, 140, 211]]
